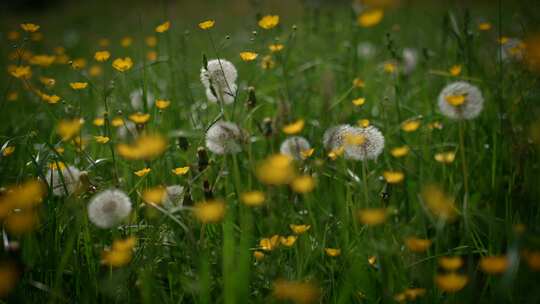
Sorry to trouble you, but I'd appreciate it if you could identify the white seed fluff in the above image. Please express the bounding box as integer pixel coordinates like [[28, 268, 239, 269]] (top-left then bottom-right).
[[45, 165, 84, 196], [205, 121, 244, 155], [323, 124, 355, 151], [342, 126, 385, 161], [163, 185, 184, 209], [87, 189, 132, 229], [200, 59, 238, 104], [402, 48, 418, 75], [280, 136, 311, 160], [438, 81, 485, 120], [129, 88, 155, 110]]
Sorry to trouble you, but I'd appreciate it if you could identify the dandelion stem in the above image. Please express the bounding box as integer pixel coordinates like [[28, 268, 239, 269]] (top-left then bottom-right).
[[458, 121, 469, 196], [361, 160, 370, 206]]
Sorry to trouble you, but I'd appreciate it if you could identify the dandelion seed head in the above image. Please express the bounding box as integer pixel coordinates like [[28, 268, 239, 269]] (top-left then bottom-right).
[[402, 48, 418, 74], [200, 59, 238, 104], [130, 88, 155, 110], [438, 81, 484, 120], [205, 121, 244, 155], [163, 185, 184, 209], [325, 125, 384, 160], [280, 136, 311, 160], [45, 165, 84, 196], [323, 124, 354, 151], [88, 189, 132, 229]]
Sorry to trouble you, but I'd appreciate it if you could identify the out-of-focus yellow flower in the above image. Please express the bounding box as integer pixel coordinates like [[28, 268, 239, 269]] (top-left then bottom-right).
[[383, 61, 397, 74], [112, 57, 133, 72], [39, 76, 55, 87], [101, 236, 137, 267], [445, 94, 465, 106], [198, 20, 215, 30], [253, 250, 265, 261], [193, 199, 226, 223], [261, 55, 275, 69], [258, 15, 280, 30], [352, 78, 365, 88], [272, 279, 320, 304], [283, 119, 305, 134], [0, 261, 20, 297], [420, 184, 458, 221], [523, 250, 540, 271], [156, 99, 170, 109], [368, 255, 377, 267], [300, 148, 315, 160], [0, 180, 45, 219], [269, 44, 284, 52], [434, 151, 456, 164], [401, 118, 421, 132], [352, 97, 366, 106], [240, 191, 265, 207], [357, 9, 384, 27], [55, 147, 65, 154], [129, 112, 150, 124], [290, 224, 311, 234], [142, 186, 166, 204], [449, 65, 462, 76], [256, 154, 296, 185], [98, 38, 110, 48], [70, 82, 88, 90], [94, 50, 110, 62], [40, 93, 61, 104], [390, 146, 409, 158], [120, 36, 132, 47], [260, 235, 280, 251], [4, 210, 40, 235], [478, 22, 492, 31], [357, 119, 370, 127], [325, 248, 341, 257], [172, 166, 190, 176], [145, 36, 157, 47], [358, 208, 388, 226], [524, 34, 540, 72], [438, 256, 463, 271], [328, 146, 344, 160], [2, 146, 15, 157], [71, 58, 87, 69], [134, 168, 151, 177], [479, 255, 509, 274], [383, 171, 404, 184], [291, 175, 315, 193], [88, 65, 102, 77], [155, 21, 171, 33], [404, 237, 432, 253], [57, 118, 83, 141], [116, 134, 167, 160], [29, 55, 55, 67], [146, 51, 157, 61], [240, 52, 258, 61], [7, 31, 20, 41], [7, 92, 18, 102], [435, 273, 468, 293], [111, 117, 124, 127], [280, 235, 297, 247], [428, 121, 443, 130], [20, 23, 40, 32], [10, 66, 32, 79], [94, 135, 110, 144], [395, 288, 426, 302], [93, 118, 105, 127]]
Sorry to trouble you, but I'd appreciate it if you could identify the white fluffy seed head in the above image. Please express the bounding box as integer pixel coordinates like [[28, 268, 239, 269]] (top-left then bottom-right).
[[205, 121, 244, 155], [402, 48, 418, 75], [45, 165, 84, 196], [342, 126, 385, 161], [163, 185, 184, 209], [87, 189, 132, 229], [500, 38, 524, 61], [280, 136, 311, 160], [200, 59, 238, 104], [323, 124, 355, 151], [438, 81, 484, 120], [129, 88, 155, 110], [357, 41, 376, 59]]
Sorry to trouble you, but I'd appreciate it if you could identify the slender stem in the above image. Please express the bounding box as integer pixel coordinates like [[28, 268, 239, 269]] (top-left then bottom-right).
[[458, 121, 469, 196], [361, 160, 370, 206]]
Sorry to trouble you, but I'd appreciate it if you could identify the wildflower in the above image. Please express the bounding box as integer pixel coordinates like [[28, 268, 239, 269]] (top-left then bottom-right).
[[205, 121, 245, 155], [240, 191, 265, 207], [29, 55, 56, 67], [94, 135, 110, 144], [128, 112, 151, 124], [146, 51, 157, 61], [357, 9, 384, 27], [524, 35, 540, 72], [120, 36, 133, 47], [7, 92, 18, 101], [112, 57, 133, 72], [155, 21, 171, 33], [10, 66, 32, 79], [253, 251, 265, 261], [290, 224, 311, 234], [500, 38, 525, 61], [282, 119, 305, 134], [438, 256, 463, 271], [352, 97, 366, 106], [523, 250, 540, 271], [325, 248, 341, 257], [420, 184, 458, 221], [142, 186, 166, 205], [478, 22, 492, 31], [291, 175, 315, 193], [438, 81, 484, 120], [41, 93, 61, 104], [300, 148, 315, 159], [7, 31, 20, 41], [4, 209, 40, 235], [87, 189, 132, 228], [404, 288, 426, 301], [57, 118, 83, 141], [111, 117, 124, 127], [71, 58, 87, 69], [260, 235, 280, 251], [258, 15, 280, 29], [325, 125, 384, 161], [434, 151, 456, 164], [256, 154, 296, 185], [101, 236, 136, 267], [116, 134, 167, 160], [357, 119, 370, 127], [383, 61, 397, 74], [20, 23, 40, 32], [94, 50, 110, 62], [261, 55, 275, 69], [239, 52, 258, 61], [200, 59, 238, 104], [0, 180, 45, 219], [404, 237, 432, 253], [2, 146, 15, 157], [479, 255, 509, 274], [198, 19, 215, 30], [280, 235, 297, 247], [269, 43, 284, 52], [357, 208, 388, 226], [383, 171, 405, 184], [172, 166, 190, 176], [428, 121, 443, 130], [134, 168, 151, 177], [272, 279, 320, 304], [70, 82, 88, 90], [401, 118, 421, 132], [155, 99, 170, 110], [435, 273, 468, 293], [352, 78, 365, 88], [89, 65, 102, 77], [390, 146, 409, 158], [45, 165, 85, 196], [193, 199, 226, 223], [98, 38, 110, 47], [449, 65, 462, 76], [280, 136, 311, 160]]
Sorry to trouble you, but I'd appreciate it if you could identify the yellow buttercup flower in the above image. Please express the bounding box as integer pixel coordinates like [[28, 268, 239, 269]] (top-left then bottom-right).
[[421, 184, 458, 221], [240, 52, 258, 61], [269, 44, 284, 52], [146, 51, 158, 61], [155, 99, 171, 110], [383, 61, 397, 74], [240, 191, 265, 207], [134, 168, 151, 177], [101, 236, 137, 268], [390, 146, 409, 158], [94, 50, 111, 62], [401, 118, 421, 132], [253, 251, 265, 261], [300, 148, 315, 160], [479, 255, 509, 274], [116, 134, 167, 160], [290, 224, 311, 234], [2, 146, 15, 157], [111, 117, 124, 127], [328, 146, 344, 160], [7, 92, 18, 101], [434, 151, 456, 164], [193, 199, 226, 223], [260, 235, 280, 251], [10, 66, 32, 79], [112, 57, 133, 72], [142, 186, 166, 204], [70, 82, 88, 90], [155, 21, 171, 33], [172, 166, 190, 176], [29, 55, 56, 67], [357, 119, 370, 127], [478, 22, 492, 31], [198, 20, 215, 30], [93, 117, 105, 126], [282, 119, 305, 134], [40, 76, 55, 87], [352, 78, 365, 88], [449, 65, 462, 76], [445, 94, 465, 106], [272, 279, 320, 304], [145, 36, 157, 47], [325, 248, 341, 257], [368, 255, 377, 267], [120, 36, 132, 47], [40, 93, 61, 104], [94, 135, 110, 144], [435, 273, 468, 293], [128, 112, 151, 124], [404, 237, 432, 253], [358, 208, 388, 226], [358, 9, 384, 27], [57, 118, 83, 141], [71, 58, 87, 69], [20, 23, 40, 32], [280, 235, 298, 247], [383, 171, 405, 184], [352, 97, 366, 106], [258, 15, 280, 30], [89, 65, 102, 77], [256, 154, 296, 185]]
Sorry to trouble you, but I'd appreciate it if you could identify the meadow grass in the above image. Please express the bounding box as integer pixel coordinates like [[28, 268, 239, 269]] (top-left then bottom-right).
[[1, 0, 540, 303]]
